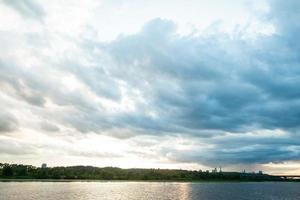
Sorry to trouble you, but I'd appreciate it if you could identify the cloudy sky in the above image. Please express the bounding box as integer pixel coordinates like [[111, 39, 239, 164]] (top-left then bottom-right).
[[0, 0, 300, 174]]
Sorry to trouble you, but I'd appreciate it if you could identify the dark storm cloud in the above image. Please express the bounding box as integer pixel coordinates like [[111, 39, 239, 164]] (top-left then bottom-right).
[[160, 133, 300, 166], [103, 15, 300, 134], [2, 0, 45, 21]]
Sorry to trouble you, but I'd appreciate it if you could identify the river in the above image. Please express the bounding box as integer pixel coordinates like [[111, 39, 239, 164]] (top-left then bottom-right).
[[0, 181, 299, 200]]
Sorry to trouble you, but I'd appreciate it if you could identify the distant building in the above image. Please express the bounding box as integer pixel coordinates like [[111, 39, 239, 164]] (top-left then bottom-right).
[[258, 170, 263, 175], [212, 168, 218, 173], [41, 163, 47, 168]]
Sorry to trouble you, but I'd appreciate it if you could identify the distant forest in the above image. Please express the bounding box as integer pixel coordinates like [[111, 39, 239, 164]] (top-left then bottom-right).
[[0, 163, 289, 181]]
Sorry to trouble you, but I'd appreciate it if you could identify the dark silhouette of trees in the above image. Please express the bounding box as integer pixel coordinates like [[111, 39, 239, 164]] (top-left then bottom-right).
[[2, 165, 13, 176], [0, 163, 286, 181]]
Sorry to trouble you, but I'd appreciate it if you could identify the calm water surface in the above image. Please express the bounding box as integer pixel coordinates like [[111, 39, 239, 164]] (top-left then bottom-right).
[[0, 181, 299, 200]]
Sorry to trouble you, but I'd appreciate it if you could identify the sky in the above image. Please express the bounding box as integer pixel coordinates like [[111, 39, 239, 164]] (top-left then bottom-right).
[[0, 0, 299, 175]]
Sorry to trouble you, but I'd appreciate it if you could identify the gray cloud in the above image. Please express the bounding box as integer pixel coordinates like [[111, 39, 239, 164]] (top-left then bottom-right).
[[2, 0, 45, 21], [161, 133, 300, 166], [101, 16, 300, 135], [0, 112, 18, 133], [0, 61, 46, 107], [0, 138, 36, 155], [40, 121, 60, 132]]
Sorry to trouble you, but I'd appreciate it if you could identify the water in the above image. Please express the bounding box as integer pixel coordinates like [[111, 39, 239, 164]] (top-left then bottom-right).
[[0, 181, 299, 200]]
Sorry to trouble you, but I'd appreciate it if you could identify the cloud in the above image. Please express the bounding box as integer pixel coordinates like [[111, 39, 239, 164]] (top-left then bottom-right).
[[102, 16, 300, 135], [40, 121, 60, 132], [161, 131, 300, 166], [0, 0, 299, 169], [0, 137, 37, 155], [0, 112, 18, 133], [2, 0, 45, 21]]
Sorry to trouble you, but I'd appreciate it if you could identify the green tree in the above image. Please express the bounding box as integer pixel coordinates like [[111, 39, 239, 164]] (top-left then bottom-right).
[[2, 165, 13, 176]]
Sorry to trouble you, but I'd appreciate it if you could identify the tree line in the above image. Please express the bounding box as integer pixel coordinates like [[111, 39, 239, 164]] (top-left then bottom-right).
[[0, 163, 285, 181]]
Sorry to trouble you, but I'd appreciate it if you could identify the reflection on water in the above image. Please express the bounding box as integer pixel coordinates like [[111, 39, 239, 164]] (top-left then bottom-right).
[[0, 181, 300, 200]]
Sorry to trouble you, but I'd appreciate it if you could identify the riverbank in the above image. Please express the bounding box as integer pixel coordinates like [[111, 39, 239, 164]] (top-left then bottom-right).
[[1, 178, 299, 183]]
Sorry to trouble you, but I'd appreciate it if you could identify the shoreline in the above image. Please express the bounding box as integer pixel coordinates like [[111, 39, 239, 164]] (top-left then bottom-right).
[[0, 178, 298, 183]]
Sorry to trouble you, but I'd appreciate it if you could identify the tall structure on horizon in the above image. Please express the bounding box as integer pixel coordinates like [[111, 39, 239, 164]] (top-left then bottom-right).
[[41, 163, 47, 168]]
